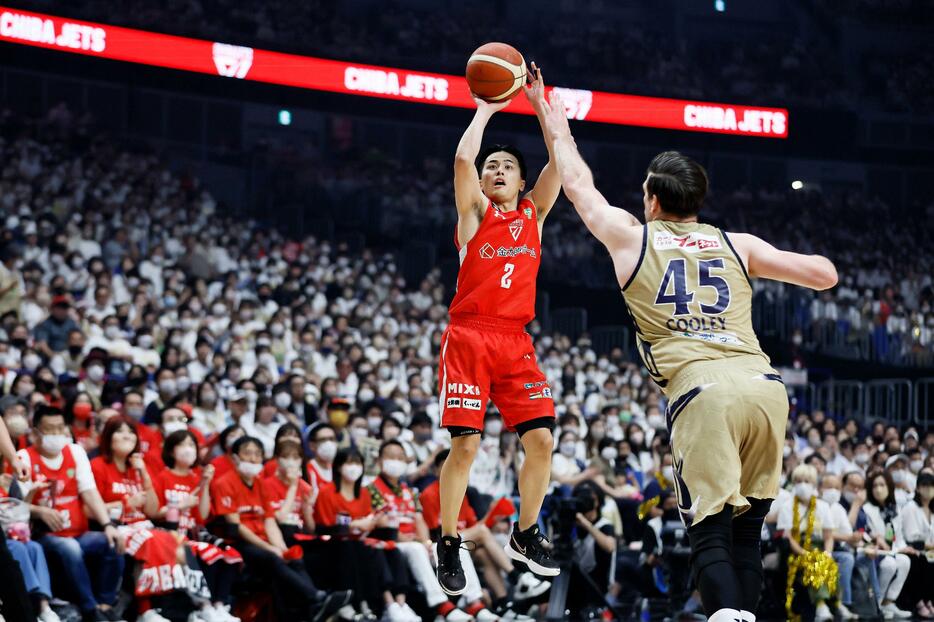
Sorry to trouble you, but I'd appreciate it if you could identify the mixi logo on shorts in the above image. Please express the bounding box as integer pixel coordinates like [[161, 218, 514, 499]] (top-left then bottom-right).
[[446, 382, 482, 410]]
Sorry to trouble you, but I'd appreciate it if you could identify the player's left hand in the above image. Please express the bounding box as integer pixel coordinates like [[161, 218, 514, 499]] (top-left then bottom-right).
[[541, 91, 572, 141], [523, 61, 546, 109]]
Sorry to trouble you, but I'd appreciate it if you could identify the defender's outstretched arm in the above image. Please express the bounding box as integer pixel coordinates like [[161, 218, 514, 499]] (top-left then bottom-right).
[[522, 63, 561, 220], [540, 91, 641, 248]]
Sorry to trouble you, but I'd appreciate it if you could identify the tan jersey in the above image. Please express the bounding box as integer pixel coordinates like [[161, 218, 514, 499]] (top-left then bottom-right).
[[622, 219, 769, 392]]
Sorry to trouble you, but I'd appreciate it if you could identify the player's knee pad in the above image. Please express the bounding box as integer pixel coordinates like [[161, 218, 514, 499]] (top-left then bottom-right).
[[732, 497, 771, 548], [688, 505, 734, 580]]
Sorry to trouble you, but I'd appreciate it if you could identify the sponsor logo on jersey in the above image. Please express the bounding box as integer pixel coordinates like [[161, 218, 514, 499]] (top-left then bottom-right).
[[508, 219, 523, 241], [446, 397, 462, 409], [528, 387, 553, 400], [523, 207, 533, 219], [523, 381, 548, 389], [463, 398, 482, 410], [479, 243, 495, 259], [496, 245, 537, 259], [653, 231, 721, 253], [212, 42, 254, 78], [447, 382, 480, 396]]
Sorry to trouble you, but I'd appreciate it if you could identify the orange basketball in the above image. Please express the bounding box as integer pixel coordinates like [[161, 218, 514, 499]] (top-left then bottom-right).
[[466, 42, 527, 103]]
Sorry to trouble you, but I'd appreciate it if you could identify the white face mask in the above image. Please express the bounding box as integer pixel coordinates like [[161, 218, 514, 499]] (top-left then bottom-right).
[[163, 421, 188, 435], [237, 460, 263, 478], [559, 442, 576, 457], [662, 465, 674, 482], [176, 377, 191, 392], [843, 490, 856, 504], [783, 445, 793, 458], [890, 469, 907, 484], [854, 453, 869, 465], [159, 379, 177, 395], [381, 458, 407, 479], [821, 489, 841, 505], [86, 365, 105, 383], [358, 389, 375, 403], [22, 353, 41, 371], [274, 392, 292, 409], [279, 457, 302, 473], [341, 463, 364, 482], [41, 434, 69, 455], [794, 482, 815, 502], [174, 446, 197, 467], [909, 460, 923, 473], [316, 440, 338, 462], [600, 446, 618, 461], [350, 426, 369, 441], [484, 420, 503, 437]]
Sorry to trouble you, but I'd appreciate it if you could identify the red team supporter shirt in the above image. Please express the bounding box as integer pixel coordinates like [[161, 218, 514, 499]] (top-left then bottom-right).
[[440, 198, 555, 431], [315, 486, 373, 526], [419, 479, 476, 532], [153, 468, 205, 536], [23, 445, 90, 537], [262, 473, 314, 529], [90, 457, 151, 525], [211, 469, 272, 542]]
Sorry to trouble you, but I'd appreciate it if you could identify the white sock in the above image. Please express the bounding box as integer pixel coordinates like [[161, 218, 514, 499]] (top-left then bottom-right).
[[707, 608, 743, 622], [739, 610, 756, 622]]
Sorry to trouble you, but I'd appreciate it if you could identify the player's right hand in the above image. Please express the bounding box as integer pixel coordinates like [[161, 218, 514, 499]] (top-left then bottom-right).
[[541, 91, 572, 140], [472, 95, 511, 114]]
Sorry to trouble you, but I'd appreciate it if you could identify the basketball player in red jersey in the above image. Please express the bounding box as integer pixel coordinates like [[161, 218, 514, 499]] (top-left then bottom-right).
[[436, 64, 562, 595]]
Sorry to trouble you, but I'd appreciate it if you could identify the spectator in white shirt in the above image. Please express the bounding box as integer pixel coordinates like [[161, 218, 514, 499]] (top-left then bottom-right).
[[818, 474, 858, 619], [862, 470, 913, 619], [898, 471, 933, 618]]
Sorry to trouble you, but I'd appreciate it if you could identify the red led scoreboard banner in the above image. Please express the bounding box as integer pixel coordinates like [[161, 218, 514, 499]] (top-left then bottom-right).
[[0, 7, 788, 138]]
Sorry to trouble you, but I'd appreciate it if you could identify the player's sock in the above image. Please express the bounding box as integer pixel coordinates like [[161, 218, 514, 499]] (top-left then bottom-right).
[[465, 600, 486, 616], [731, 498, 771, 613], [687, 505, 743, 615], [436, 601, 456, 616]]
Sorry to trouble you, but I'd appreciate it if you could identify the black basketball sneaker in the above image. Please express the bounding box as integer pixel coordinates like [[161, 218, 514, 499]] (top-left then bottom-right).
[[436, 534, 468, 595], [504, 522, 560, 577]]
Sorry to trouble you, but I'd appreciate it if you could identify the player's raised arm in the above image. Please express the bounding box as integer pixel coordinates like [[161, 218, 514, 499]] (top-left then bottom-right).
[[540, 91, 641, 248], [522, 63, 560, 221], [728, 232, 838, 290], [453, 97, 509, 241]]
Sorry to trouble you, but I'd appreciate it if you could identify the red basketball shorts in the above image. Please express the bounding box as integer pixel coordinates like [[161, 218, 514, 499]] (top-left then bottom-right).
[[438, 315, 555, 431]]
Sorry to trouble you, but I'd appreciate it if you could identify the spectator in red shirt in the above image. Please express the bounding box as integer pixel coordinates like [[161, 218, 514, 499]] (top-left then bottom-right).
[[262, 438, 316, 543], [210, 424, 245, 479], [306, 423, 338, 495], [210, 436, 350, 621], [261, 423, 304, 479], [90, 415, 159, 526], [144, 407, 205, 472], [154, 430, 242, 622], [316, 447, 413, 620], [19, 406, 125, 622]]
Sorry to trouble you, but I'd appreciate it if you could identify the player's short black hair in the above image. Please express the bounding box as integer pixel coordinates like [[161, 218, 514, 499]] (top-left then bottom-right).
[[646, 151, 709, 217], [476, 144, 527, 181]]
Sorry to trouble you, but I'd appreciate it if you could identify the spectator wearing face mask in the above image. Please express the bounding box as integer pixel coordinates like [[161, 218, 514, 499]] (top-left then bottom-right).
[[324, 397, 352, 444], [368, 440, 472, 621], [145, 407, 205, 471], [468, 413, 516, 499], [144, 367, 178, 425], [818, 474, 859, 619], [862, 470, 913, 619], [315, 447, 416, 621], [209, 424, 246, 480], [551, 429, 596, 496], [210, 436, 351, 621], [402, 412, 440, 488], [18, 405, 125, 622], [306, 423, 339, 496], [884, 454, 915, 508], [241, 395, 285, 459], [898, 471, 933, 618], [777, 464, 836, 620], [191, 380, 227, 437], [262, 439, 316, 544]]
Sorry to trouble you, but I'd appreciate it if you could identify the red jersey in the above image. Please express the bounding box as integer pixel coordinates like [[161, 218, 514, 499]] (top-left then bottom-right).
[[262, 458, 279, 478], [143, 426, 206, 472], [449, 198, 540, 325], [27, 445, 88, 537], [90, 457, 150, 525], [306, 459, 335, 496], [367, 476, 420, 536], [153, 468, 205, 535], [315, 486, 373, 526], [419, 479, 476, 531], [262, 473, 313, 529], [211, 469, 272, 542]]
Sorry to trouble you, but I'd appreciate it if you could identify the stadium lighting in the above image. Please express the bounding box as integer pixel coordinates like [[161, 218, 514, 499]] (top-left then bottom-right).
[[791, 180, 804, 190], [714, 0, 726, 12], [278, 109, 292, 125]]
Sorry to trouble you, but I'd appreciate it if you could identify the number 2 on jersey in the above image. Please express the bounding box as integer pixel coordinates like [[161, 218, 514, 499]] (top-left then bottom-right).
[[501, 262, 515, 289], [654, 258, 730, 315]]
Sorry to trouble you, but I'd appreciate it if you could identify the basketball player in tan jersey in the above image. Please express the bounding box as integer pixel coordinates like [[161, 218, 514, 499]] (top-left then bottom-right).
[[540, 93, 837, 622]]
